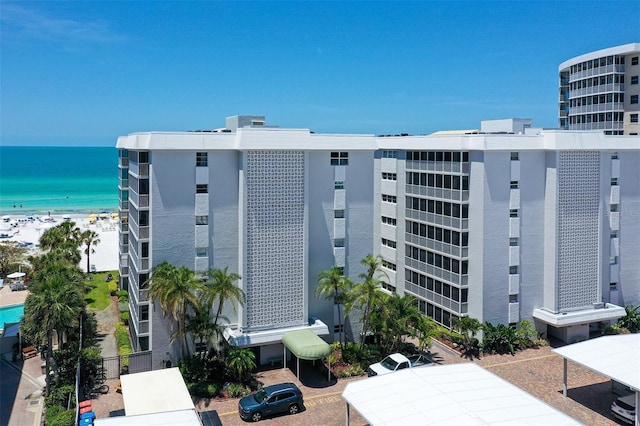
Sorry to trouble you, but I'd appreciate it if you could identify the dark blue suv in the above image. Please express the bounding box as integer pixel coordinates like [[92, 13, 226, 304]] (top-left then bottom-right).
[[238, 382, 303, 422]]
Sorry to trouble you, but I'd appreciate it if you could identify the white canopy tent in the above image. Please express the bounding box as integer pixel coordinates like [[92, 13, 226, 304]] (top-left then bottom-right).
[[342, 363, 580, 425], [553, 334, 640, 426]]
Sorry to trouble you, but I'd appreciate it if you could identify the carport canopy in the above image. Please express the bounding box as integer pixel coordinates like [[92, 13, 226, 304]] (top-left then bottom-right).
[[282, 329, 331, 360], [282, 329, 331, 381]]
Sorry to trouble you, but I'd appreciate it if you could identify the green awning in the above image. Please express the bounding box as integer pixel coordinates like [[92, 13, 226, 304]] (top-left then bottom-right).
[[282, 330, 331, 361]]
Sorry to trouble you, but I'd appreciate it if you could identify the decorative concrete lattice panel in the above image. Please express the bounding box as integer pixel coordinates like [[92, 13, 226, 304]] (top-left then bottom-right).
[[557, 151, 600, 310], [244, 151, 305, 329]]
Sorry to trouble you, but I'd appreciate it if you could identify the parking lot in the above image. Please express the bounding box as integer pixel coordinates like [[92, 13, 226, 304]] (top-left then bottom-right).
[[194, 341, 622, 425]]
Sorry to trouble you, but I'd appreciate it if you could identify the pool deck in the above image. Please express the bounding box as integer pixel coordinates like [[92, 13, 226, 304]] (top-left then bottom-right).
[[0, 285, 29, 309]]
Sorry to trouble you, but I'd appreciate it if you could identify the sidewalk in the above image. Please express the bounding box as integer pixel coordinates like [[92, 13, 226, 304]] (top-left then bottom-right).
[[0, 352, 45, 426]]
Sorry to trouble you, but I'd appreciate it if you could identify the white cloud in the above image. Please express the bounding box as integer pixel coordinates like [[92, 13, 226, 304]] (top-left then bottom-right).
[[1, 4, 125, 47]]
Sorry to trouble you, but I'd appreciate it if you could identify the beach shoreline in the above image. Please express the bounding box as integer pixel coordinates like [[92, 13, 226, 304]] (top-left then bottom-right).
[[1, 212, 119, 273]]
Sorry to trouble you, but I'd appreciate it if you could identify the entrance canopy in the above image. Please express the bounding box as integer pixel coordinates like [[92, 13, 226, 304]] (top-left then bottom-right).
[[553, 334, 640, 391], [282, 329, 331, 382], [282, 329, 331, 360]]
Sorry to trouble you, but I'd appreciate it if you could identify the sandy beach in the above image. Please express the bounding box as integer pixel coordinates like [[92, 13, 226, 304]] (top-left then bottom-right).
[[1, 213, 119, 273]]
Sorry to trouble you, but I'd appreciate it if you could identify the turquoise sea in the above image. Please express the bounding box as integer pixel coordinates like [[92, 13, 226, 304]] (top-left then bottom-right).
[[0, 146, 119, 215]]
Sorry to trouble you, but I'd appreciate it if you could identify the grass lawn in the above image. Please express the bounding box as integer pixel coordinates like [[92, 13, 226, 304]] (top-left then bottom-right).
[[85, 270, 118, 310]]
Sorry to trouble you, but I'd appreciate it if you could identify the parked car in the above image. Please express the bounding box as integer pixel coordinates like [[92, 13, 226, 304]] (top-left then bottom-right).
[[611, 394, 636, 425], [238, 382, 303, 422], [368, 352, 433, 377]]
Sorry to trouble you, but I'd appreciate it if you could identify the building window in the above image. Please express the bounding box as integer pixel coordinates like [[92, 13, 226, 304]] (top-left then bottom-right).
[[381, 194, 397, 203], [196, 215, 208, 225], [631, 95, 639, 104], [381, 216, 397, 226], [631, 114, 639, 123], [510, 180, 519, 189], [632, 56, 639, 66], [334, 210, 344, 219], [509, 266, 519, 274], [196, 152, 208, 167], [610, 204, 619, 212], [381, 260, 396, 271], [632, 76, 639, 85], [334, 238, 345, 248], [611, 178, 618, 186], [610, 282, 617, 290], [140, 305, 149, 321], [196, 184, 208, 193], [382, 172, 397, 181], [382, 238, 396, 249], [612, 152, 619, 159], [509, 238, 518, 246], [141, 242, 149, 258], [196, 247, 208, 257], [609, 256, 618, 265], [330, 152, 349, 166], [336, 266, 345, 275], [382, 150, 398, 158], [510, 152, 519, 161], [139, 152, 149, 163], [139, 179, 149, 195], [509, 294, 518, 303], [335, 180, 344, 190], [139, 210, 149, 226]]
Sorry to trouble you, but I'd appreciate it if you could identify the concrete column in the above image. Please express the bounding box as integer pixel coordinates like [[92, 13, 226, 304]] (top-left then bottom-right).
[[563, 358, 568, 397]]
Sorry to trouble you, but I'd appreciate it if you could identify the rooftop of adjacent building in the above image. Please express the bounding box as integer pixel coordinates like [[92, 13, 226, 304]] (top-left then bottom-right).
[[558, 42, 640, 71]]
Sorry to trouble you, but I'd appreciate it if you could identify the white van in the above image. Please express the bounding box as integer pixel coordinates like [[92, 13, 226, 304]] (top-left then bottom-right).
[[612, 394, 637, 424]]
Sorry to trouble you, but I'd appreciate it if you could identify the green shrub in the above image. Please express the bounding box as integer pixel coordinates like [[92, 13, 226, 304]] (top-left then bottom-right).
[[115, 323, 132, 356], [48, 409, 75, 426], [116, 290, 129, 302], [107, 281, 118, 293], [187, 381, 220, 398], [45, 383, 75, 408], [45, 405, 65, 424], [227, 383, 250, 398], [120, 312, 129, 325]]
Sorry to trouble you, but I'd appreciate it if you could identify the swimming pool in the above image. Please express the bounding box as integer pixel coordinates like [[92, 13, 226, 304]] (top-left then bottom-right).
[[0, 304, 25, 327]]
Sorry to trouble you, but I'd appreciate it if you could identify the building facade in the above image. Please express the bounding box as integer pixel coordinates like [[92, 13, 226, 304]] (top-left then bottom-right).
[[375, 122, 639, 343], [117, 116, 376, 367], [559, 43, 640, 135], [117, 116, 640, 366]]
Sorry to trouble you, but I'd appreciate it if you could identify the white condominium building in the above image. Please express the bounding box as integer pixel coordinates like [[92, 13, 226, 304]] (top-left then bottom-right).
[[559, 43, 640, 135], [117, 116, 640, 366], [117, 116, 376, 367]]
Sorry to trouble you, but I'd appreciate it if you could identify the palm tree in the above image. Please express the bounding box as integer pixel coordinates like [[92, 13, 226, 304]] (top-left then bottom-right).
[[185, 303, 225, 358], [352, 254, 388, 349], [146, 262, 202, 359], [39, 221, 82, 266], [617, 304, 640, 333], [452, 316, 481, 357], [226, 347, 256, 382], [316, 266, 352, 351], [22, 273, 84, 394], [79, 230, 100, 274], [202, 267, 244, 331]]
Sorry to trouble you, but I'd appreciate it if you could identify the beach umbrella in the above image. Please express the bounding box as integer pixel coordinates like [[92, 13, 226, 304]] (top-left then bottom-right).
[[1, 215, 10, 221], [111, 212, 119, 218], [99, 213, 108, 219], [7, 272, 26, 279]]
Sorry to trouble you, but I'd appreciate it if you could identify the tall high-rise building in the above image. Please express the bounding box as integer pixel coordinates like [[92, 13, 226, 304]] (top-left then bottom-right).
[[559, 43, 640, 135], [117, 116, 639, 366]]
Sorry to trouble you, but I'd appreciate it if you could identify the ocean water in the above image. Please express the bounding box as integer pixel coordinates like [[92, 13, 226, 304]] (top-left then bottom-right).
[[0, 146, 119, 215]]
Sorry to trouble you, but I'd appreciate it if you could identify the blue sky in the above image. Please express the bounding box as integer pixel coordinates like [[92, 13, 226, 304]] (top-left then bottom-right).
[[1, 1, 639, 146]]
